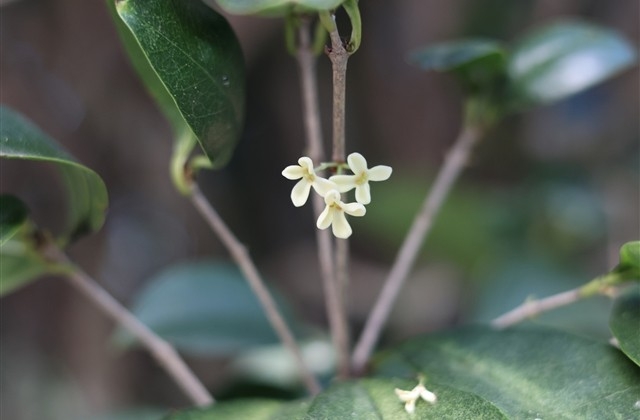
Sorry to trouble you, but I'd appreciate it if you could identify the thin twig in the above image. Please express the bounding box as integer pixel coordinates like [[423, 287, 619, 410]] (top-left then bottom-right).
[[351, 125, 483, 373], [188, 183, 321, 395], [326, 17, 352, 379], [46, 246, 213, 407], [295, 18, 349, 382], [491, 288, 583, 329]]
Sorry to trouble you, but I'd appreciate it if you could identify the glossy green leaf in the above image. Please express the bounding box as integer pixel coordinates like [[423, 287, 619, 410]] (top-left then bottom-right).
[[116, 261, 303, 356], [610, 288, 640, 366], [0, 106, 108, 241], [410, 39, 507, 92], [213, 0, 345, 16], [0, 195, 29, 246], [507, 21, 637, 108], [375, 326, 640, 418], [115, 0, 245, 169], [167, 379, 506, 419]]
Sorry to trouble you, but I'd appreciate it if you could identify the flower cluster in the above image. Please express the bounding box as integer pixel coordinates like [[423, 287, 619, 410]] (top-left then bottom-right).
[[282, 153, 392, 239]]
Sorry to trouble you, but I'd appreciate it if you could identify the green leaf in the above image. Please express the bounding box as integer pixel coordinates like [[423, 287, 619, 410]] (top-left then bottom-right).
[[114, 0, 245, 169], [166, 399, 309, 419], [410, 39, 507, 92], [615, 241, 640, 280], [0, 106, 108, 242], [116, 261, 303, 356], [374, 326, 640, 418], [610, 288, 640, 366], [213, 0, 345, 16], [0, 195, 29, 246], [507, 21, 637, 109], [0, 239, 52, 296]]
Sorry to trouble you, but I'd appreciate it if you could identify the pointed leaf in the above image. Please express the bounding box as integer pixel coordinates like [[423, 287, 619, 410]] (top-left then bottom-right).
[[0, 239, 52, 296], [213, 0, 345, 16], [116, 261, 303, 356], [0, 106, 108, 241], [610, 288, 640, 366], [374, 326, 640, 418], [166, 399, 309, 420], [114, 0, 245, 168], [507, 21, 637, 109], [410, 39, 507, 93], [0, 195, 29, 245]]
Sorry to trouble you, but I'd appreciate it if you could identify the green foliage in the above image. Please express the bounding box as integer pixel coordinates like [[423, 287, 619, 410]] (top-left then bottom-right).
[[213, 0, 345, 16], [0, 195, 28, 246], [0, 242, 53, 296], [114, 0, 245, 169], [411, 21, 636, 116], [168, 326, 639, 418], [610, 288, 640, 366], [0, 106, 108, 242], [115, 261, 304, 356], [615, 241, 640, 280], [375, 326, 640, 418]]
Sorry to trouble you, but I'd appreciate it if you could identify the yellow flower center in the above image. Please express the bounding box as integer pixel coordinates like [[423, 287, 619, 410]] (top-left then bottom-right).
[[355, 171, 368, 185]]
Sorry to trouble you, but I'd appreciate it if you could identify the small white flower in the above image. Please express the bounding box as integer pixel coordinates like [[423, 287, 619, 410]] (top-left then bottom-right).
[[316, 190, 366, 238], [395, 378, 437, 414], [330, 152, 392, 204], [282, 157, 336, 207]]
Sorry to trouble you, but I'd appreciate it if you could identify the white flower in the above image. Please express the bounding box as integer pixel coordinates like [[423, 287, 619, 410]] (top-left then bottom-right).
[[395, 379, 437, 414], [330, 152, 392, 204], [282, 157, 336, 207], [316, 190, 366, 238]]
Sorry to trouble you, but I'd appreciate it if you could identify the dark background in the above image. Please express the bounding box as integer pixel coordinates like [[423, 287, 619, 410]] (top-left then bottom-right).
[[1, 0, 638, 418]]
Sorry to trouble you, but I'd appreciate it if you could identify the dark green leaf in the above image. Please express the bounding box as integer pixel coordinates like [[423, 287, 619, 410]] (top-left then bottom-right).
[[410, 39, 507, 92], [0, 240, 52, 296], [116, 261, 303, 356], [610, 288, 640, 366], [507, 21, 637, 109], [115, 0, 245, 168], [213, 0, 345, 16], [0, 195, 29, 245], [375, 326, 640, 418], [0, 106, 108, 241]]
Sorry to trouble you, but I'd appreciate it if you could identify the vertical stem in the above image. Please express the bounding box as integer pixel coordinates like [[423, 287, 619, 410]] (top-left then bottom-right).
[[46, 246, 213, 407], [351, 125, 483, 373], [326, 17, 352, 379], [189, 184, 321, 395]]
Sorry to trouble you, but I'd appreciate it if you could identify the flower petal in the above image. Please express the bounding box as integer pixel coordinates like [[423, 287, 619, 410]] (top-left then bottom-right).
[[394, 388, 418, 402], [405, 400, 416, 414], [313, 177, 338, 197], [343, 202, 366, 216], [316, 206, 333, 230], [282, 165, 304, 180], [355, 183, 371, 204], [298, 156, 314, 171], [331, 211, 352, 238], [329, 175, 357, 193], [323, 190, 341, 205], [291, 180, 311, 207], [367, 165, 392, 181], [419, 388, 437, 404], [347, 152, 368, 174]]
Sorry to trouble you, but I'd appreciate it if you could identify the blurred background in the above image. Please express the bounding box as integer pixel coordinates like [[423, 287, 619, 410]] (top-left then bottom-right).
[[1, 0, 638, 418]]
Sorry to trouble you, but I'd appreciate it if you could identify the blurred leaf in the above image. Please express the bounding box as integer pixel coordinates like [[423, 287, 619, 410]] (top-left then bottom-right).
[[610, 288, 640, 366], [0, 195, 28, 246], [117, 261, 303, 356], [213, 0, 345, 16], [374, 326, 640, 418], [166, 379, 506, 419], [410, 39, 507, 92], [166, 399, 309, 419], [94, 407, 167, 420], [507, 21, 637, 109], [0, 106, 108, 242], [115, 0, 245, 168], [0, 240, 52, 296], [615, 241, 640, 280]]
